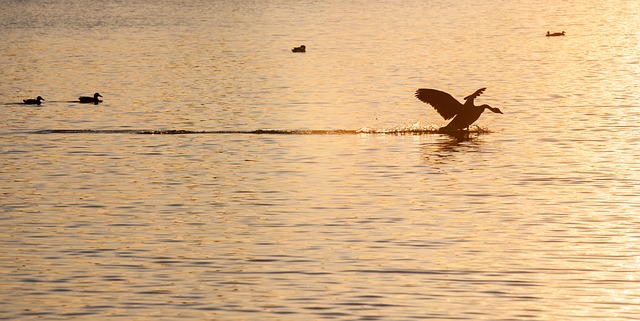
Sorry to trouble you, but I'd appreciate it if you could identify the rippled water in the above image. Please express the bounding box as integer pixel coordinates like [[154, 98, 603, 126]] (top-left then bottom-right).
[[2, 0, 640, 320]]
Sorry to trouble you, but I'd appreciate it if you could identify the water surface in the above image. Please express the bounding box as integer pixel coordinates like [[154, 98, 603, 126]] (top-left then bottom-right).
[[2, 0, 640, 320]]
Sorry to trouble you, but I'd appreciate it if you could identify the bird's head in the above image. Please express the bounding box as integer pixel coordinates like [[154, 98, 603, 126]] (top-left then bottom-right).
[[94, 93, 102, 98], [37, 96, 44, 101], [482, 104, 503, 114]]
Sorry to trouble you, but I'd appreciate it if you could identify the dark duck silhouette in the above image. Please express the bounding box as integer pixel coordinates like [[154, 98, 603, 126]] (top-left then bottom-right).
[[546, 31, 565, 37], [78, 92, 103, 104], [23, 96, 45, 105], [292, 45, 306, 52], [415, 88, 502, 131]]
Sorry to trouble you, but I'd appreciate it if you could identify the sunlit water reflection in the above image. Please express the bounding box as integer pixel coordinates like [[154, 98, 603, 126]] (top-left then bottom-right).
[[2, 0, 640, 320]]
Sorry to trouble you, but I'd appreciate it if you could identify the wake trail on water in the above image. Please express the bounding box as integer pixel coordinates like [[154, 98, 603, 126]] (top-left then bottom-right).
[[32, 124, 493, 135]]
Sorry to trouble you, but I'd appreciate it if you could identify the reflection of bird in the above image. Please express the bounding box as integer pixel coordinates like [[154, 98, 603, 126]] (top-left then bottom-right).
[[546, 31, 565, 37], [292, 45, 306, 52], [23, 96, 45, 105], [78, 93, 103, 104], [415, 88, 503, 131]]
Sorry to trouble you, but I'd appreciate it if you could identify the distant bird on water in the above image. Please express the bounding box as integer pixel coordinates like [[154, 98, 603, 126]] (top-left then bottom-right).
[[415, 88, 503, 131], [78, 92, 102, 104], [23, 96, 45, 105], [292, 45, 306, 52], [546, 31, 565, 37]]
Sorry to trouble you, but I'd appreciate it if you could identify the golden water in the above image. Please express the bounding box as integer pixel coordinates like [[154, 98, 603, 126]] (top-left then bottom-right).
[[2, 0, 640, 319]]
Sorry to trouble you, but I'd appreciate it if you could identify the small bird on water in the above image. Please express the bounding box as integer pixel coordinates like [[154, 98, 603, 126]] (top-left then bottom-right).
[[546, 31, 565, 37], [23, 96, 45, 105], [415, 88, 503, 131], [292, 45, 306, 52], [78, 92, 103, 104]]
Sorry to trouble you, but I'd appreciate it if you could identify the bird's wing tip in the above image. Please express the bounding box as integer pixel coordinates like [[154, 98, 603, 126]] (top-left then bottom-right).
[[463, 87, 487, 101]]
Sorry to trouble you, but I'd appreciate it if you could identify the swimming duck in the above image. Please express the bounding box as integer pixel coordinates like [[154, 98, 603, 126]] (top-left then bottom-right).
[[546, 31, 565, 37], [292, 45, 306, 52], [415, 88, 503, 131], [78, 92, 103, 104], [23, 96, 45, 105]]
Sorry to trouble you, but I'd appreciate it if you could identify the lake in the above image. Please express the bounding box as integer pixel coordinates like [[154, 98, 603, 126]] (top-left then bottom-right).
[[1, 0, 640, 320]]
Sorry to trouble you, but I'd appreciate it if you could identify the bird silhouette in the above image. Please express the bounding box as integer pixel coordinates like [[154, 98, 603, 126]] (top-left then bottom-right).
[[546, 31, 565, 37], [292, 45, 306, 52], [78, 93, 103, 104], [23, 96, 45, 105], [415, 88, 502, 131]]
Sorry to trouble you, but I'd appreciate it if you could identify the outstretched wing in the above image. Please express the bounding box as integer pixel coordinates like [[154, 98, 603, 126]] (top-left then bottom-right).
[[463, 87, 486, 102], [415, 88, 463, 120]]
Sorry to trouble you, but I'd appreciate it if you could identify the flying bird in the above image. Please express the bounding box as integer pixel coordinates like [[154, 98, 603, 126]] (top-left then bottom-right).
[[78, 92, 103, 104], [415, 88, 502, 131], [23, 96, 45, 105]]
